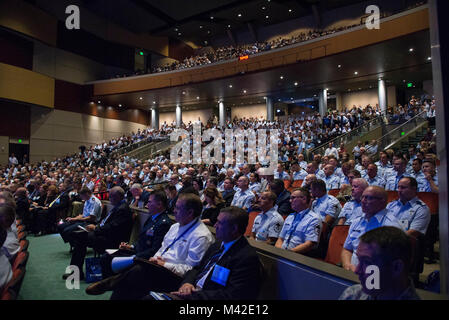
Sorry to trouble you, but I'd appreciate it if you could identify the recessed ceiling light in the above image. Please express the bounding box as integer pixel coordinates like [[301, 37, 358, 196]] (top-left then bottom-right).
[[118, 104, 122, 107], [207, 30, 211, 34], [228, 24, 231, 28], [427, 56, 432, 61], [196, 96, 200, 100], [262, 6, 266, 10], [174, 28, 178, 32], [199, 25, 203, 29], [210, 16, 214, 19], [153, 101, 156, 104], [409, 48, 414, 52], [229, 84, 233, 88], [291, 97, 293, 100], [243, 90, 247, 93], [182, 91, 186, 94], [354, 71, 358, 75], [98, 101, 101, 104], [280, 76, 284, 79], [294, 82, 298, 86], [338, 64, 342, 68], [90, 101, 94, 104], [139, 97, 143, 100], [238, 13, 242, 17], [266, 15, 269, 19], [178, 32, 182, 36], [289, 9, 292, 13]]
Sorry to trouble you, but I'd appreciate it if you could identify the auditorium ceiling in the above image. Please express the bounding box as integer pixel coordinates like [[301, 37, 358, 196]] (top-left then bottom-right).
[[92, 29, 432, 112]]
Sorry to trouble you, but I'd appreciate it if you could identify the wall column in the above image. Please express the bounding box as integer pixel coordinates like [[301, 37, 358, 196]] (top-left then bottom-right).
[[219, 101, 226, 127], [176, 104, 182, 128], [266, 97, 274, 121], [318, 89, 328, 116], [378, 78, 388, 113], [151, 107, 159, 130]]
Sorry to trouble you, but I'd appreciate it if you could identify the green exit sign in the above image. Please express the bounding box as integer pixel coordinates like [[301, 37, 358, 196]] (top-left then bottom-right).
[[139, 51, 144, 56], [18, 139, 22, 143], [407, 82, 413, 88]]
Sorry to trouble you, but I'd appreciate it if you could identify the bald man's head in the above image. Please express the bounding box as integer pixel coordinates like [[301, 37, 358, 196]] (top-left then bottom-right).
[[361, 186, 388, 218]]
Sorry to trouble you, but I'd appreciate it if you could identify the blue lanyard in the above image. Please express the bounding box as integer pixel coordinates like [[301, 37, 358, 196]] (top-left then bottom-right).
[[286, 210, 308, 247], [161, 219, 199, 255]]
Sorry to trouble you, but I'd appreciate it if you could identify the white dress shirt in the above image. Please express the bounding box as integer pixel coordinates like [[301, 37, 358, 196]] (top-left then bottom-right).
[[0, 247, 12, 292], [153, 219, 214, 277]]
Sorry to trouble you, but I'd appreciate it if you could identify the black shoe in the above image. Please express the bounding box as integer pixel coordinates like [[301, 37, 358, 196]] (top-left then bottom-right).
[[62, 271, 85, 280]]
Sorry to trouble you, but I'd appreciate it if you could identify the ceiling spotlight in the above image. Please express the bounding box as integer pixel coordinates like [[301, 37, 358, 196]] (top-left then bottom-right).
[[90, 101, 94, 104], [277, 109, 281, 112], [97, 101, 101, 104], [178, 32, 182, 36], [243, 90, 247, 93], [174, 28, 178, 32], [228, 24, 231, 28], [262, 6, 266, 10], [182, 91, 186, 94], [153, 101, 156, 104], [196, 96, 200, 100], [238, 13, 242, 17], [427, 56, 432, 61], [266, 15, 269, 19], [338, 64, 342, 68], [207, 30, 211, 34], [199, 25, 203, 29], [210, 16, 214, 19], [294, 82, 298, 86], [290, 97, 293, 100], [409, 48, 414, 52], [289, 9, 292, 13], [354, 71, 358, 75], [139, 97, 143, 100], [118, 104, 122, 107], [229, 84, 233, 88], [280, 76, 284, 79]]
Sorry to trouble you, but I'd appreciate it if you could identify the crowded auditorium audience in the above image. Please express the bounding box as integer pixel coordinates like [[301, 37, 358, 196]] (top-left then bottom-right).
[[0, 94, 440, 300]]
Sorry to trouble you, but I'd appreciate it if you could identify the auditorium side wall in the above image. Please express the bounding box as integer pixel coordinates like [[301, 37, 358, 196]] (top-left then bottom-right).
[[29, 108, 148, 162]]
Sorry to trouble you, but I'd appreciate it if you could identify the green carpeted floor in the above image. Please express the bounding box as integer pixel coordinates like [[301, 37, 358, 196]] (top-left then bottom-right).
[[19, 233, 111, 300]]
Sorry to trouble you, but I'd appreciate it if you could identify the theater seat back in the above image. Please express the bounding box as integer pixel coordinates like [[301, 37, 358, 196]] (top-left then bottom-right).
[[325, 225, 350, 265], [245, 211, 261, 237]]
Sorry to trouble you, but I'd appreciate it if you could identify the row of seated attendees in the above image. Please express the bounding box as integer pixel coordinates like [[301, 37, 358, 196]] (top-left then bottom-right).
[[110, 1, 427, 78]]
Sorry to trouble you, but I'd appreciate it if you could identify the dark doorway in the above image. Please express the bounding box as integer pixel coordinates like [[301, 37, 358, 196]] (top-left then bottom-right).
[[9, 143, 30, 165]]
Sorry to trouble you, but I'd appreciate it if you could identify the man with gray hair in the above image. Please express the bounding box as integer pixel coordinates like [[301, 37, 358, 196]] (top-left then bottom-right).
[[338, 178, 368, 226], [63, 186, 133, 280], [129, 183, 150, 209]]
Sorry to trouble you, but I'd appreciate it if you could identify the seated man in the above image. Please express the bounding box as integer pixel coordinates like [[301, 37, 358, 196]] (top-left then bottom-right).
[[386, 177, 430, 238], [417, 159, 438, 193], [290, 161, 307, 182], [63, 187, 133, 280], [385, 158, 410, 191], [129, 183, 150, 209], [337, 178, 368, 226], [0, 227, 12, 293], [339, 226, 420, 300], [97, 191, 173, 279], [341, 186, 403, 272], [0, 204, 20, 262], [366, 164, 386, 188], [269, 179, 292, 217], [167, 206, 262, 300], [275, 188, 321, 255], [221, 178, 236, 207], [322, 164, 340, 190], [231, 176, 255, 211], [250, 192, 284, 245], [164, 184, 178, 215], [310, 180, 342, 227], [86, 193, 214, 300], [58, 187, 102, 243]]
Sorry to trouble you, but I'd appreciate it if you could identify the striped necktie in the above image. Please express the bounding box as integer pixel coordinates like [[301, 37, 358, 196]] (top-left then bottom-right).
[[195, 246, 225, 284]]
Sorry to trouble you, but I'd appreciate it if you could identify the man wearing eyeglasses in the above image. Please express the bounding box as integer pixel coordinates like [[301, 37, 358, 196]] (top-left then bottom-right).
[[341, 186, 403, 272]]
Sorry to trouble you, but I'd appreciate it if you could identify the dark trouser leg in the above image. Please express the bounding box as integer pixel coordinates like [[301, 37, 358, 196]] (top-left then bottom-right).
[[59, 222, 85, 243], [110, 263, 182, 300], [70, 231, 89, 273]]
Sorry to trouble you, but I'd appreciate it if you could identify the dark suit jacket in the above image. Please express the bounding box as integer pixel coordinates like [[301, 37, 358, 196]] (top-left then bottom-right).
[[276, 190, 292, 216], [221, 190, 236, 207], [15, 197, 30, 219], [135, 211, 173, 259], [49, 191, 71, 212], [182, 237, 262, 300], [94, 201, 133, 247]]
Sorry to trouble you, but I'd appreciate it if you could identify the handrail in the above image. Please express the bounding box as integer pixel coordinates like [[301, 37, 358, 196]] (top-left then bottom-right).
[[376, 110, 428, 151], [307, 111, 388, 160]]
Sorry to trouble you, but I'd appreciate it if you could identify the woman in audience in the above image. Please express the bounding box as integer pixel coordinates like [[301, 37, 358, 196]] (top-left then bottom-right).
[[200, 187, 226, 226]]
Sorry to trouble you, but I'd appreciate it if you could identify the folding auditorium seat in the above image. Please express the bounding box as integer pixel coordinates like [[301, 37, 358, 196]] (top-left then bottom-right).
[[12, 251, 29, 271], [17, 231, 27, 241], [291, 180, 303, 189], [283, 180, 291, 190], [417, 192, 439, 215], [244, 211, 261, 237], [328, 189, 340, 197], [325, 225, 350, 266], [387, 191, 399, 203], [19, 239, 29, 253], [1, 268, 26, 300], [0, 288, 17, 300]]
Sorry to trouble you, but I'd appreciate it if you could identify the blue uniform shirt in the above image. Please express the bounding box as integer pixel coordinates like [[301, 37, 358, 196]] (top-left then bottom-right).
[[279, 209, 321, 250], [252, 207, 284, 241], [338, 199, 363, 225], [323, 174, 340, 190], [291, 170, 307, 181], [385, 172, 411, 191], [366, 175, 386, 188], [311, 194, 342, 220], [386, 197, 431, 234], [344, 209, 403, 265], [274, 171, 290, 180], [231, 188, 255, 210], [416, 175, 438, 192]]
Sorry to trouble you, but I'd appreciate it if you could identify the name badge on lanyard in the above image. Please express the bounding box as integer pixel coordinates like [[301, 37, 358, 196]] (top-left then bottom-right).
[[211, 264, 230, 286]]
